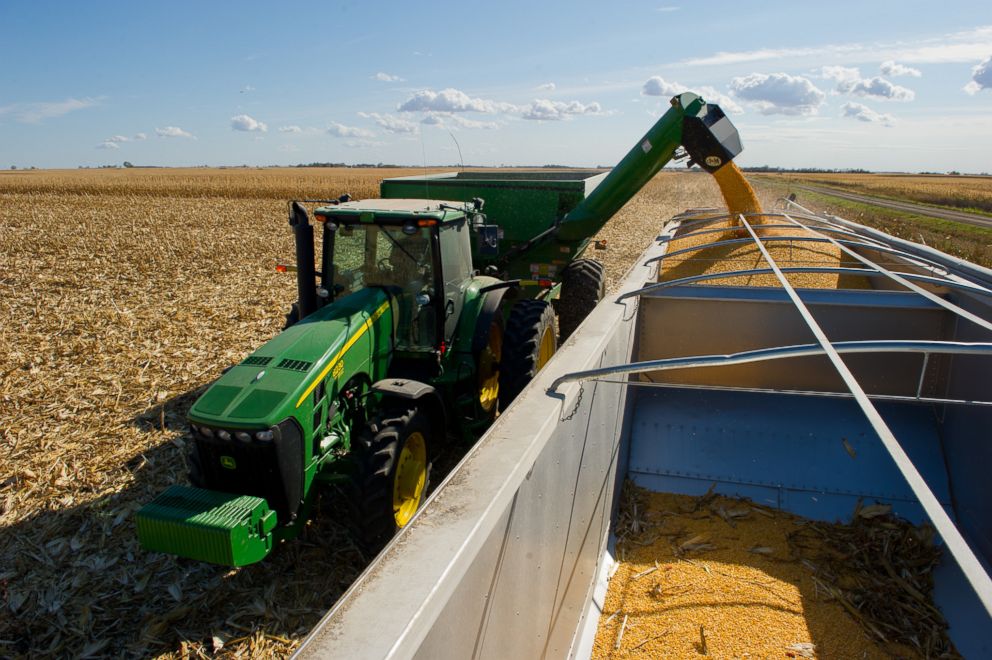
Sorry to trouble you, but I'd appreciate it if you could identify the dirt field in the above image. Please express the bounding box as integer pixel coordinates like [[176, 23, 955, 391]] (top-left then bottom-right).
[[0, 166, 725, 658]]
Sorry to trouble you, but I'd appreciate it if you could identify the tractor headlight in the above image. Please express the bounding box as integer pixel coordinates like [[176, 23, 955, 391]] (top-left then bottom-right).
[[217, 430, 231, 441], [235, 432, 252, 443], [198, 426, 214, 438], [256, 430, 274, 442]]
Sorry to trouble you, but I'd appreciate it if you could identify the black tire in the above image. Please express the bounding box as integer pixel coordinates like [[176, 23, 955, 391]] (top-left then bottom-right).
[[499, 299, 557, 409], [475, 314, 504, 423], [187, 444, 205, 488], [283, 302, 300, 329], [557, 259, 605, 342], [352, 405, 433, 551]]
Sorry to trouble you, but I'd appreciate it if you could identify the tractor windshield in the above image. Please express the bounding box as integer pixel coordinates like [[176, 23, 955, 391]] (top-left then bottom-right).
[[331, 224, 437, 351]]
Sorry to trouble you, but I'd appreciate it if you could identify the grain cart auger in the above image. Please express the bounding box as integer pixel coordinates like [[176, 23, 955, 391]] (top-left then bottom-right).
[[136, 92, 745, 566]]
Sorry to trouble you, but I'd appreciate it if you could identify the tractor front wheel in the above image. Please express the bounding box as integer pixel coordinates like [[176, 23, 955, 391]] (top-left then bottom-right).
[[353, 405, 433, 551], [557, 259, 605, 342], [499, 299, 557, 409]]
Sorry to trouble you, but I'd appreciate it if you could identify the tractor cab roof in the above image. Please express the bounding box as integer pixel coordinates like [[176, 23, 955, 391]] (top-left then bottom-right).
[[314, 199, 469, 225]]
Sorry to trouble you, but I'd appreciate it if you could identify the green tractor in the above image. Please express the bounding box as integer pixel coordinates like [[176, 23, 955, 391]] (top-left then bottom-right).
[[136, 92, 745, 566]]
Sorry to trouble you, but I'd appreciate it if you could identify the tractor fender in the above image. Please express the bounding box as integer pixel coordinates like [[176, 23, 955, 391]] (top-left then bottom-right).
[[470, 286, 510, 354], [370, 379, 448, 443]]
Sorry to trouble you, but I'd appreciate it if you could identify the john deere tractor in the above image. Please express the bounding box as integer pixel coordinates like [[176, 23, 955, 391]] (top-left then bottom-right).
[[136, 92, 745, 565]]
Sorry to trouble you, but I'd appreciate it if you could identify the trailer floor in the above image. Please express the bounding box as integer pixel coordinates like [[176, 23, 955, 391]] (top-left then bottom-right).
[[592, 491, 921, 659]]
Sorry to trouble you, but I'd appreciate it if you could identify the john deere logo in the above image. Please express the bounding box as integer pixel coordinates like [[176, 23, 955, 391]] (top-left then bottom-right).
[[705, 156, 723, 168], [220, 456, 237, 470]]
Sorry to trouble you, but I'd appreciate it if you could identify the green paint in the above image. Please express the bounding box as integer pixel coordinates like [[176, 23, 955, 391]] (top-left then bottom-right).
[[138, 92, 745, 566]]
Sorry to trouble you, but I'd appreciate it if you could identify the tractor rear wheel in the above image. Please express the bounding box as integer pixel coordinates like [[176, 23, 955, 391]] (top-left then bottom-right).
[[476, 316, 503, 421], [557, 259, 605, 342], [353, 405, 432, 551], [499, 299, 557, 409]]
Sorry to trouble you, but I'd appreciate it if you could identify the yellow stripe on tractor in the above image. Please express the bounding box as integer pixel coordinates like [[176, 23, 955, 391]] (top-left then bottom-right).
[[295, 300, 390, 408]]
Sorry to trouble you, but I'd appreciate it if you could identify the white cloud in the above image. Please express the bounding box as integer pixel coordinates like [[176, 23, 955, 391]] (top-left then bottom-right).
[[231, 114, 268, 132], [343, 139, 386, 149], [107, 135, 130, 143], [964, 56, 992, 94], [398, 88, 514, 113], [359, 111, 419, 134], [373, 72, 404, 82], [520, 99, 602, 121], [327, 121, 375, 138], [682, 26, 992, 67], [96, 141, 120, 150], [536, 82, 556, 91], [0, 97, 98, 123], [278, 125, 303, 133], [880, 61, 922, 77], [421, 112, 499, 129], [819, 65, 861, 84], [642, 76, 682, 97], [133, 132, 147, 140], [729, 73, 825, 115], [641, 76, 743, 114], [837, 76, 915, 101], [696, 86, 744, 114], [841, 102, 894, 125], [156, 126, 194, 138]]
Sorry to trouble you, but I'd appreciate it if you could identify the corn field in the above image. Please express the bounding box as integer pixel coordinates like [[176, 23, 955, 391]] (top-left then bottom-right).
[[0, 166, 724, 658]]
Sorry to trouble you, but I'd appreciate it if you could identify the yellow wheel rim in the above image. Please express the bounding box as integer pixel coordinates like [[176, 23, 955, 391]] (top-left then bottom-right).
[[392, 431, 427, 528], [478, 320, 502, 413], [537, 326, 556, 369]]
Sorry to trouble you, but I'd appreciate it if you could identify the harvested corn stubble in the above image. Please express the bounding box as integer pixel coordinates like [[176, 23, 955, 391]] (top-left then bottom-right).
[[593, 485, 936, 659], [0, 167, 726, 658]]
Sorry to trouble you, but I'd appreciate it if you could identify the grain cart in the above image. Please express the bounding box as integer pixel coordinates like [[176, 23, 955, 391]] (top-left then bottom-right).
[[136, 92, 745, 566]]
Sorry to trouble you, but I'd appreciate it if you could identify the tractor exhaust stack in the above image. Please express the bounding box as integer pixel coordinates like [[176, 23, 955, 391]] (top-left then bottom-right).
[[289, 201, 319, 319]]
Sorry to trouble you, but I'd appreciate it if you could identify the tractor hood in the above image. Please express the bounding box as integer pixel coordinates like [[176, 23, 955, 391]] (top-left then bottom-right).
[[189, 287, 393, 427]]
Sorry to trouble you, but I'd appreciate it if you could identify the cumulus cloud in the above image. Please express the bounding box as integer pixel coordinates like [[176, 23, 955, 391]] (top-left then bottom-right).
[[358, 111, 419, 134], [880, 61, 922, 77], [398, 88, 514, 114], [729, 73, 825, 115], [134, 132, 147, 140], [521, 99, 602, 121], [819, 65, 861, 84], [837, 76, 914, 100], [343, 139, 386, 149], [96, 141, 120, 150], [964, 56, 992, 94], [0, 97, 98, 123], [421, 112, 499, 129], [156, 126, 194, 138], [642, 76, 742, 113], [536, 82, 556, 91], [373, 72, 404, 82], [231, 114, 268, 132], [841, 102, 894, 125], [642, 76, 682, 97], [327, 121, 375, 138], [278, 125, 303, 133]]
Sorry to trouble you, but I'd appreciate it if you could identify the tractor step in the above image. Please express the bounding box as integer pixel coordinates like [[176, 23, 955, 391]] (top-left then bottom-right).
[[136, 485, 277, 566]]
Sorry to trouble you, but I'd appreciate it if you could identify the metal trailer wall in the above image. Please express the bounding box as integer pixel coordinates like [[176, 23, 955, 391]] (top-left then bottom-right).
[[294, 236, 669, 659]]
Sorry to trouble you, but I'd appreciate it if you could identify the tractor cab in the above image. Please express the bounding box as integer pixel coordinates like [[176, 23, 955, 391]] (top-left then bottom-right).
[[313, 199, 476, 358]]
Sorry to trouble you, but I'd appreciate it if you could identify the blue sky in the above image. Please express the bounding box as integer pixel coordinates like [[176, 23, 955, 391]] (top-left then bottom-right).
[[2, 1, 991, 171]]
